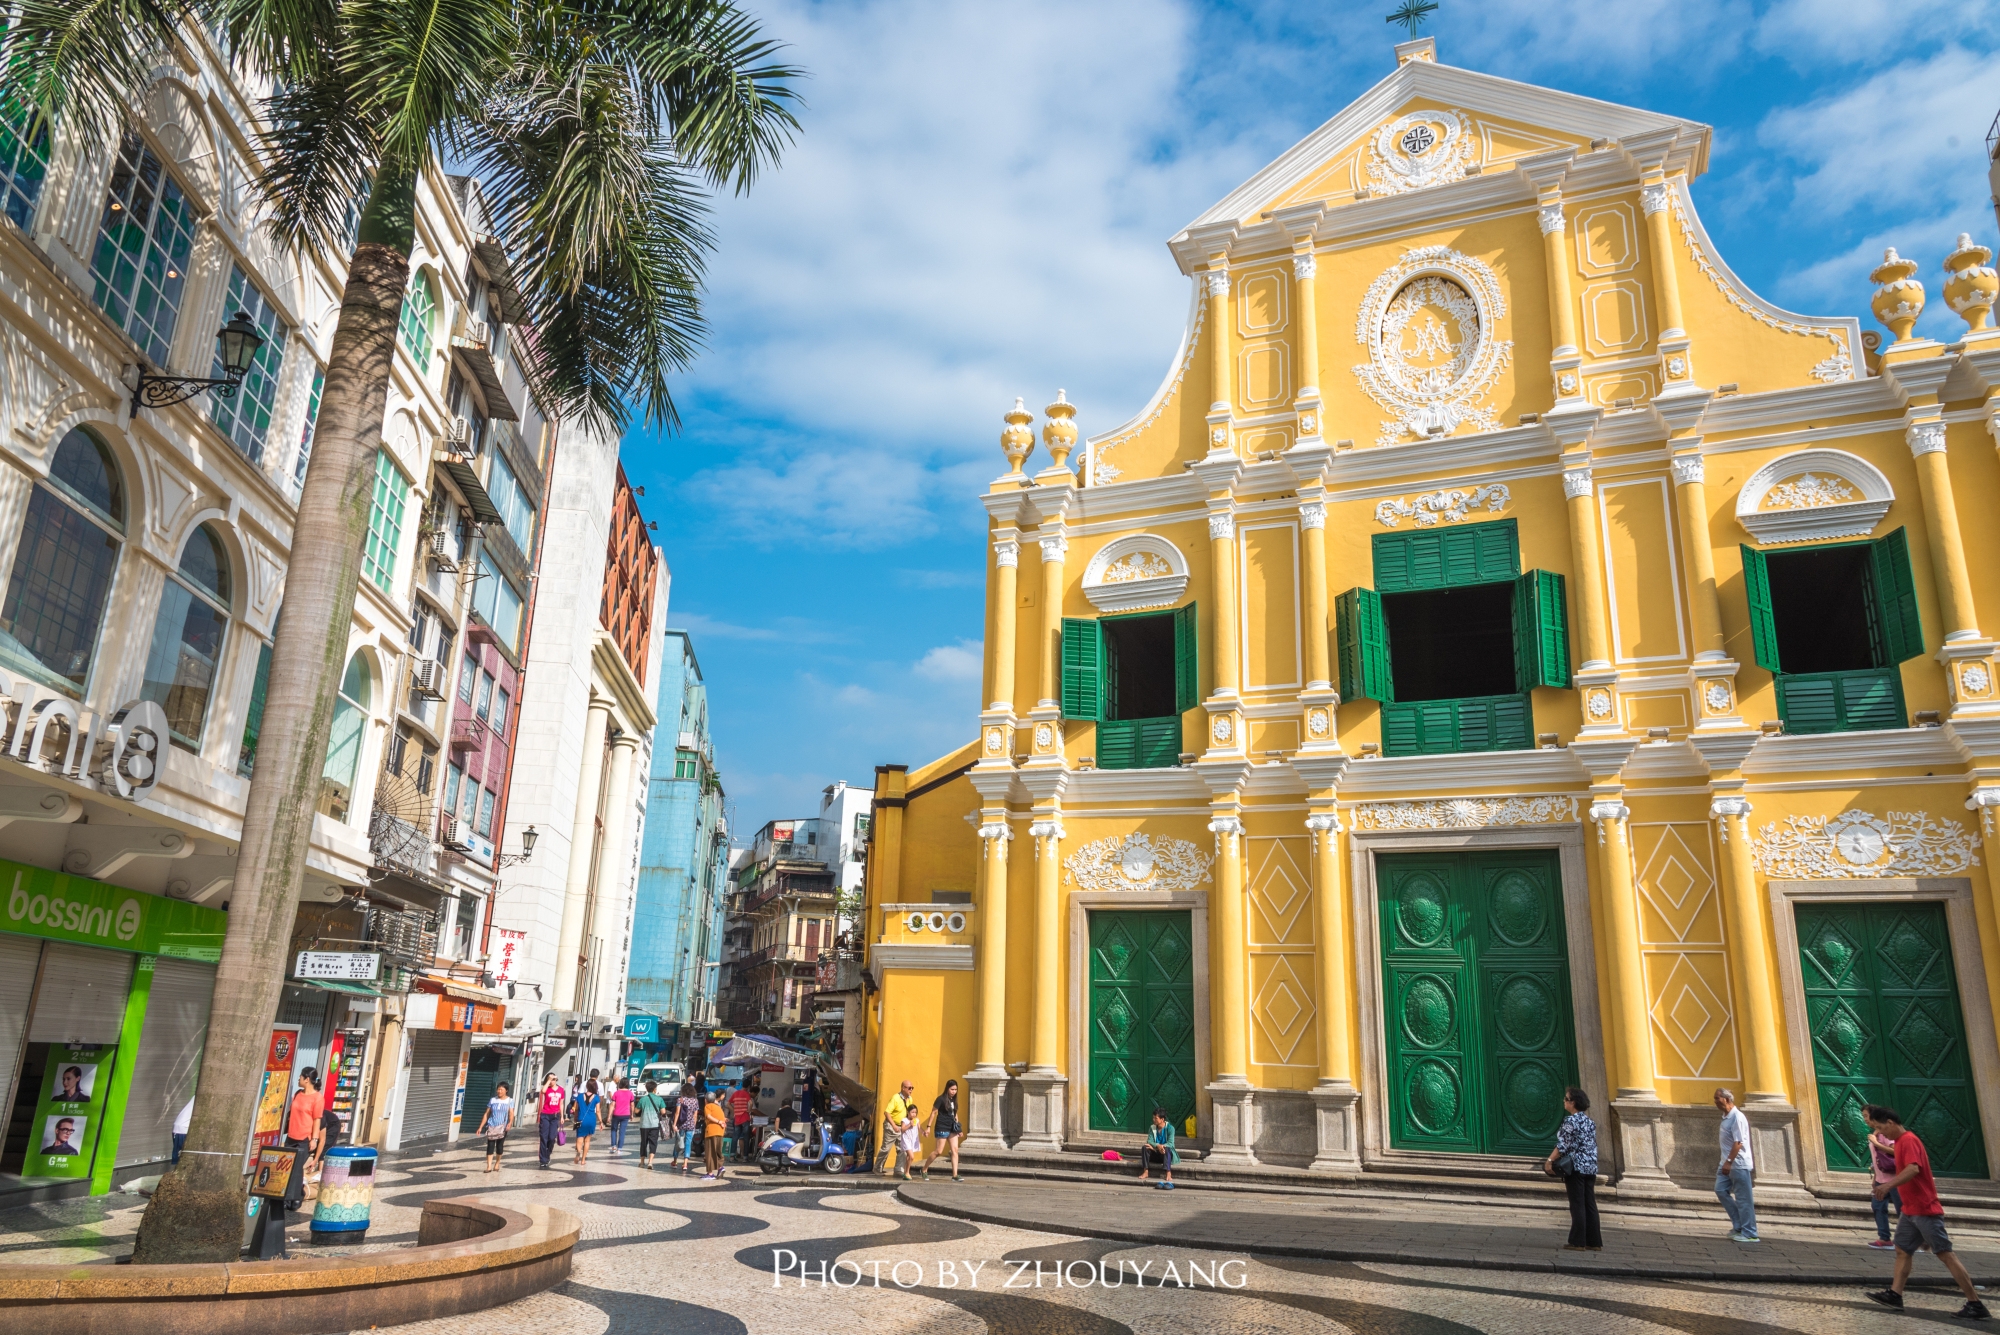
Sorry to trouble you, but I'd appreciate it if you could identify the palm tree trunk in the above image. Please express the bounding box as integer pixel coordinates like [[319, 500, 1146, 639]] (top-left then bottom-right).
[[132, 165, 417, 1263]]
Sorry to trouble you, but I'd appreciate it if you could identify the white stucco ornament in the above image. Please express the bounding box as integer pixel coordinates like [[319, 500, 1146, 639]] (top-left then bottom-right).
[[1751, 809, 1980, 879], [1703, 681, 1733, 713], [1063, 833, 1214, 892], [1307, 709, 1329, 737], [1034, 723, 1053, 749], [1212, 714, 1234, 743], [1737, 449, 1892, 545], [1351, 795, 1578, 829], [1962, 664, 1991, 695], [1375, 483, 1509, 528], [1354, 247, 1513, 446], [1081, 534, 1190, 613], [1367, 109, 1477, 195], [1586, 689, 1613, 719]]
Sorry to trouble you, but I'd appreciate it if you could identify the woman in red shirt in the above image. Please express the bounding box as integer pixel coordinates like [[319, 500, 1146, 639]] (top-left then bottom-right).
[[536, 1074, 567, 1169], [281, 1068, 322, 1212]]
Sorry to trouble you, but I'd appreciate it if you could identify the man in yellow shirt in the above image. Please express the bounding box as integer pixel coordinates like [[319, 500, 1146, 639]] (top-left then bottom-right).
[[876, 1080, 915, 1176]]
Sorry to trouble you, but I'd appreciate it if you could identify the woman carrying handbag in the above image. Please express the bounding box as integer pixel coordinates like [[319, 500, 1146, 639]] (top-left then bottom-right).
[[1544, 1086, 1601, 1250]]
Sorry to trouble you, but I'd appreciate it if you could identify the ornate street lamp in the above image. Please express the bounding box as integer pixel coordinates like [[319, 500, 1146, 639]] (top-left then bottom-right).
[[130, 310, 264, 412], [498, 824, 538, 868]]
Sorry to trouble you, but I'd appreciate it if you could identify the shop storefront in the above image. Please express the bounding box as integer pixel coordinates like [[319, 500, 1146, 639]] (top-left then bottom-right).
[[389, 983, 502, 1147], [0, 857, 225, 1200]]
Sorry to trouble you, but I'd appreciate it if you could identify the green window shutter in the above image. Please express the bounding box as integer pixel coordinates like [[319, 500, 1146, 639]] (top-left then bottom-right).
[[1097, 718, 1139, 769], [1060, 617, 1103, 721], [1869, 527, 1924, 663], [1373, 521, 1520, 592], [1136, 717, 1182, 768], [1739, 544, 1782, 673], [1336, 587, 1393, 703], [1512, 570, 1572, 691], [1838, 668, 1906, 731], [1490, 693, 1533, 750], [1775, 675, 1840, 734], [1173, 602, 1199, 713]]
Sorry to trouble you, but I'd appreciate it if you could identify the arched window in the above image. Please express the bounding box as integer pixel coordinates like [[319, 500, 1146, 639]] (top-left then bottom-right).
[[140, 524, 230, 750], [319, 654, 371, 821], [0, 429, 125, 697], [397, 272, 436, 370]]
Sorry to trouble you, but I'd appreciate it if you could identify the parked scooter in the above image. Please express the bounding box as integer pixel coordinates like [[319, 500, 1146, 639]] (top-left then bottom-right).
[[757, 1116, 849, 1174]]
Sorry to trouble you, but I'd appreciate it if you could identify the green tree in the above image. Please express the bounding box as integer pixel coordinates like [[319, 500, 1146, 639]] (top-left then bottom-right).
[[7, 0, 796, 1262]]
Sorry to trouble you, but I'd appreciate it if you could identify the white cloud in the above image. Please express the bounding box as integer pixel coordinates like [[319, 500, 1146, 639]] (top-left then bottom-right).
[[914, 639, 983, 683], [1757, 46, 2000, 220], [669, 0, 1262, 544], [1751, 0, 1997, 66]]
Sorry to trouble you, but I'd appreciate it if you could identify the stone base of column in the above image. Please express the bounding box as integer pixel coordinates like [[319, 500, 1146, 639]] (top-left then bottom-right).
[[1204, 1079, 1258, 1166], [1016, 1068, 1067, 1151], [1307, 1080, 1360, 1175], [1742, 1095, 1813, 1203], [1609, 1095, 1676, 1194], [962, 1065, 1010, 1151]]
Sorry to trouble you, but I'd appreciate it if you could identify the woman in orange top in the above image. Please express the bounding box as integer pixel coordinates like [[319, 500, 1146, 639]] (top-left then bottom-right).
[[281, 1068, 322, 1211], [701, 1092, 728, 1180]]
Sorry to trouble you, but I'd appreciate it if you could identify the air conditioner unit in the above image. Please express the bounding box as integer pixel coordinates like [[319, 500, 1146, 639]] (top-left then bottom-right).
[[442, 816, 468, 849], [430, 528, 452, 557], [411, 659, 445, 699], [445, 415, 472, 452], [452, 308, 490, 349]]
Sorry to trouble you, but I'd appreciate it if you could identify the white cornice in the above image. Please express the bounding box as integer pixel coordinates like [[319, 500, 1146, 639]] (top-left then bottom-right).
[[869, 944, 974, 973], [1064, 767, 1210, 804], [1183, 59, 1707, 242], [1338, 747, 1588, 794], [1742, 727, 1962, 776], [1697, 376, 1900, 437]]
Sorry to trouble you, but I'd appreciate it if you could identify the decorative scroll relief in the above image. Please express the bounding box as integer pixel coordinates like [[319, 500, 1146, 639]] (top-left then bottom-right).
[[1350, 795, 1578, 830], [1375, 483, 1509, 528], [1063, 833, 1214, 893], [1737, 448, 1892, 545], [1750, 810, 1981, 880], [1353, 248, 1513, 447], [1081, 534, 1190, 613], [1367, 109, 1478, 195], [1759, 474, 1856, 510], [1668, 193, 1852, 383]]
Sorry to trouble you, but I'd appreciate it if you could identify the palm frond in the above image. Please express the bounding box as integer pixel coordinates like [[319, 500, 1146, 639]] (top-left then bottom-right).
[[343, 0, 515, 167], [575, 0, 802, 193], [470, 61, 709, 429], [213, 0, 341, 84], [256, 52, 379, 254], [2, 0, 195, 149]]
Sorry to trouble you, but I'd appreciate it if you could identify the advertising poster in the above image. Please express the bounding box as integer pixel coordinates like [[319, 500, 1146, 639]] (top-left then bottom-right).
[[249, 1026, 300, 1164], [249, 1146, 298, 1197], [24, 1042, 115, 1179]]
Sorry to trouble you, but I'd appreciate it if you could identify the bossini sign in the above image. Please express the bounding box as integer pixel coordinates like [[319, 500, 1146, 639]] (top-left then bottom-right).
[[1, 860, 226, 960], [0, 688, 170, 800]]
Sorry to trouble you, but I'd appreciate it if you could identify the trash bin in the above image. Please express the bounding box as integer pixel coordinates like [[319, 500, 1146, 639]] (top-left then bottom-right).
[[309, 1145, 377, 1243]]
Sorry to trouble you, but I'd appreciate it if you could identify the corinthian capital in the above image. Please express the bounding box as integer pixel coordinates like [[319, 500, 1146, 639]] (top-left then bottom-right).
[[1039, 532, 1068, 562], [1299, 502, 1326, 531], [1907, 421, 1947, 457], [993, 539, 1019, 568], [1292, 253, 1317, 281], [1538, 202, 1566, 235], [1208, 513, 1236, 541], [1562, 468, 1593, 500], [1205, 270, 1231, 298]]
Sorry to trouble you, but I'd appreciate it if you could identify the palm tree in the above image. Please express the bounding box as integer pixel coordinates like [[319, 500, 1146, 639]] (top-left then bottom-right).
[[8, 0, 797, 1263]]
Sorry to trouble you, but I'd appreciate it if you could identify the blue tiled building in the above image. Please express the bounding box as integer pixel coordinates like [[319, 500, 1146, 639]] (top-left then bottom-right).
[[625, 631, 730, 1051]]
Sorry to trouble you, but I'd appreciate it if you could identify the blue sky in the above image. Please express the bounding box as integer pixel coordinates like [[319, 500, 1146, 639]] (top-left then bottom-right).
[[618, 0, 2000, 840]]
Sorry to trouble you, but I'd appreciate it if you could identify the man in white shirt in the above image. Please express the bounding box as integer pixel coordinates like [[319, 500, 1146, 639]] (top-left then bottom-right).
[[172, 1096, 194, 1165], [1714, 1088, 1758, 1242]]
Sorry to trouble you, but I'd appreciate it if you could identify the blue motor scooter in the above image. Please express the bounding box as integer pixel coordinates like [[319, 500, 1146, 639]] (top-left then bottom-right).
[[757, 1116, 849, 1175]]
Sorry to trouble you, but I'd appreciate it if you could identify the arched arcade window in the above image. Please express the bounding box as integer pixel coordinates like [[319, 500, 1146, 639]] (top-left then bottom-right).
[[319, 654, 371, 822], [398, 271, 436, 370], [140, 523, 231, 750], [0, 428, 125, 697]]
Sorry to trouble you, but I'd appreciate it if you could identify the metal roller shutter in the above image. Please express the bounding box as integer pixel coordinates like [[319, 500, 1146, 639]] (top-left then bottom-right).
[[28, 943, 133, 1044], [402, 1030, 462, 1144], [0, 935, 42, 1119], [114, 958, 214, 1168]]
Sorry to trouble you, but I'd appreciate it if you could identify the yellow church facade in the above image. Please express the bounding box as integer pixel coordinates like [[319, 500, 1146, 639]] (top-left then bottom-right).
[[858, 39, 2000, 1203]]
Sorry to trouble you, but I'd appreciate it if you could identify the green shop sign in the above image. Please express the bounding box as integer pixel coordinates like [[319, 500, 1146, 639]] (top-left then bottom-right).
[[1, 858, 225, 961]]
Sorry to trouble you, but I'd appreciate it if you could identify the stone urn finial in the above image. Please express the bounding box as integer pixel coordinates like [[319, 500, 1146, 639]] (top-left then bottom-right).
[[1943, 233, 1997, 332], [1001, 396, 1035, 473], [1042, 389, 1078, 468], [1869, 247, 1925, 343]]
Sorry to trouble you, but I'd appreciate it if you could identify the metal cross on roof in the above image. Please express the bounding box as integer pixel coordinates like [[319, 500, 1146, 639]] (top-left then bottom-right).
[[1387, 0, 1439, 36]]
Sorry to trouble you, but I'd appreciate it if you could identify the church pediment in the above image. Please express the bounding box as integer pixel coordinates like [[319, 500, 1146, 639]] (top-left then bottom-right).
[[1183, 55, 1707, 236]]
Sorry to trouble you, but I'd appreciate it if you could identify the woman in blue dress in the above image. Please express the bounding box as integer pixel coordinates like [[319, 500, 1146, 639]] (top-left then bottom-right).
[[571, 1076, 603, 1166]]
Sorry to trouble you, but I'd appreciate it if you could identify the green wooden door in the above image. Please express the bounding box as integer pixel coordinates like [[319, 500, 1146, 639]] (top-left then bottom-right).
[[1378, 849, 1577, 1156], [1797, 901, 1987, 1178], [1088, 910, 1197, 1134]]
